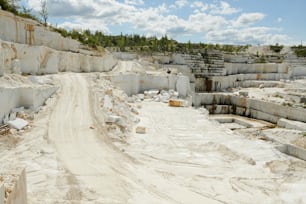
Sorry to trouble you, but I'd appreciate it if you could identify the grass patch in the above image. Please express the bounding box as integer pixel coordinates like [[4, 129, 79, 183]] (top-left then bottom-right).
[[291, 45, 306, 57]]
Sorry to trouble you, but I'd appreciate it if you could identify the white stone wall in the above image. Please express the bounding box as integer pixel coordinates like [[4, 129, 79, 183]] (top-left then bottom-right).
[[110, 73, 190, 97], [0, 39, 118, 75], [0, 10, 79, 52], [0, 86, 58, 124], [291, 66, 306, 78], [225, 63, 290, 75], [194, 93, 306, 123], [113, 52, 138, 60], [172, 53, 186, 65]]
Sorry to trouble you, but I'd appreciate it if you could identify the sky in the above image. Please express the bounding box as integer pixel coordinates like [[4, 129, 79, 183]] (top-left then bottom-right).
[[21, 0, 306, 45]]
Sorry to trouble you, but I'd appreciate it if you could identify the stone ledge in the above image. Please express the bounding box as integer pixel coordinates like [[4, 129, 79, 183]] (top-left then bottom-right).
[[0, 168, 27, 204]]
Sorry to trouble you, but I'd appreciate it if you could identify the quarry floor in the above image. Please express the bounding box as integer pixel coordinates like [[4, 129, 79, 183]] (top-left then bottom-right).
[[1, 73, 306, 203]]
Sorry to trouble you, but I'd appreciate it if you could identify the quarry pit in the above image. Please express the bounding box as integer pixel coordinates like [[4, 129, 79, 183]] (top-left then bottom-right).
[[0, 8, 306, 204]]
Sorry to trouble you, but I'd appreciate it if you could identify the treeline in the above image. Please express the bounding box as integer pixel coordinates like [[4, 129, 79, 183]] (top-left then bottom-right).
[[52, 28, 178, 52], [291, 45, 306, 57], [0, 0, 39, 21], [52, 27, 250, 53]]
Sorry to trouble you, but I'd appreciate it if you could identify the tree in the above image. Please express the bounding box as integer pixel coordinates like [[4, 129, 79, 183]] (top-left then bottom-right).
[[0, 0, 19, 13], [39, 0, 48, 26]]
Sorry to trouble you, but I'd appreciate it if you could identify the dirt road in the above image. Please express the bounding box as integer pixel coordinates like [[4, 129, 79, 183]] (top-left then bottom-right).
[[48, 73, 131, 203]]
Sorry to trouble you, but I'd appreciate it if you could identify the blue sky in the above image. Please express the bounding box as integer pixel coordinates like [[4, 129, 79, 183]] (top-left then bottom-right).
[[22, 0, 305, 45]]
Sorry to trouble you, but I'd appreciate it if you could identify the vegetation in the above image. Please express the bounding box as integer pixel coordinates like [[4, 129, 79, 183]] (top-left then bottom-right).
[[0, 0, 18, 14], [258, 54, 266, 63], [274, 94, 283, 99], [39, 0, 48, 26], [48, 27, 250, 53], [291, 45, 306, 57], [270, 44, 284, 53], [0, 0, 38, 21]]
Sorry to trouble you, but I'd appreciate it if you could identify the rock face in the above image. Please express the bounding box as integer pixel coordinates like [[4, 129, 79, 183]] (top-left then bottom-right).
[[0, 39, 118, 75], [110, 73, 190, 97], [0, 85, 58, 124], [194, 93, 306, 123], [0, 9, 79, 52], [173, 50, 226, 77]]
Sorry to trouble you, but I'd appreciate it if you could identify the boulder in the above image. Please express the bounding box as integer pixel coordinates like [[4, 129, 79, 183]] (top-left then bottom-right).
[[103, 95, 113, 111], [169, 99, 184, 107], [136, 126, 146, 134], [105, 115, 121, 123], [145, 90, 159, 97], [7, 118, 28, 130]]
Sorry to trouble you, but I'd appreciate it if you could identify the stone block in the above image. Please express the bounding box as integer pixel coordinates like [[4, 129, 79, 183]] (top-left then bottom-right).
[[277, 118, 306, 131], [176, 75, 190, 98], [169, 99, 184, 107], [145, 90, 159, 97], [7, 118, 28, 130], [136, 126, 146, 134], [105, 115, 121, 124], [103, 95, 113, 111]]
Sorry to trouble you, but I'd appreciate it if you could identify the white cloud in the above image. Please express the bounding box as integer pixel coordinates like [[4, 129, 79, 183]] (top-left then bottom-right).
[[210, 1, 241, 15], [234, 12, 265, 27], [25, 0, 291, 45], [191, 1, 209, 12], [174, 0, 188, 9], [124, 0, 144, 6]]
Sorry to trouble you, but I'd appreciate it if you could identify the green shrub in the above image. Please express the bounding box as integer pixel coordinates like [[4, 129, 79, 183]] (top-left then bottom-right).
[[291, 45, 306, 57], [270, 44, 284, 53]]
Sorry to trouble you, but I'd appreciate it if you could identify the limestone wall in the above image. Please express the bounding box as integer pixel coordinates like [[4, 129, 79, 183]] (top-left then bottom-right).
[[113, 52, 138, 60], [110, 73, 190, 97], [194, 62, 306, 92], [194, 93, 306, 123], [0, 9, 79, 52], [225, 63, 289, 75], [0, 39, 118, 75], [0, 86, 58, 124]]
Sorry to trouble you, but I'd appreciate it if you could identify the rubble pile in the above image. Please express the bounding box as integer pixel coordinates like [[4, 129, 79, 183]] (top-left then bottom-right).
[[91, 76, 141, 140], [128, 89, 183, 103]]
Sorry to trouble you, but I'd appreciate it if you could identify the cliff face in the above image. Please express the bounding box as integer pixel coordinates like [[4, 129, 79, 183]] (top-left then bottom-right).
[[0, 9, 118, 124], [0, 9, 118, 76], [0, 39, 118, 75], [0, 9, 79, 51]]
